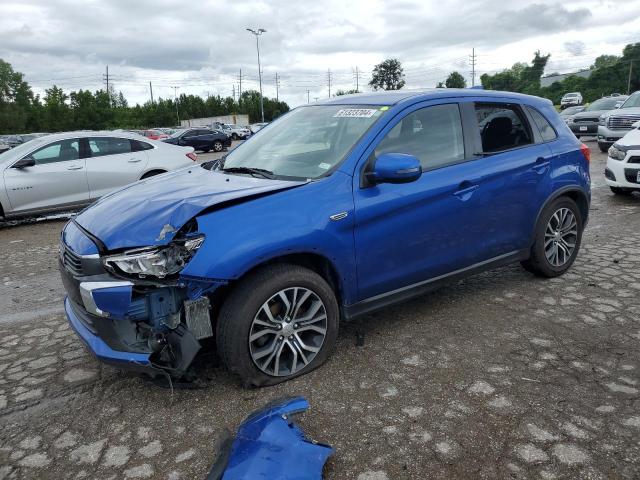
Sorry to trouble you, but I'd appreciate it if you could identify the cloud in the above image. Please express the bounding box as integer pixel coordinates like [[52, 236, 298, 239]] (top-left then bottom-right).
[[564, 41, 587, 56], [0, 0, 638, 107]]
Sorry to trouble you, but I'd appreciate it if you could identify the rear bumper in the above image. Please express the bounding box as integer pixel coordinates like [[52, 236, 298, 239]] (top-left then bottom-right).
[[65, 297, 153, 371]]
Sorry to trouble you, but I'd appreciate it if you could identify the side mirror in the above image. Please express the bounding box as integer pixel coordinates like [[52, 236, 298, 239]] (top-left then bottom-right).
[[12, 157, 36, 169], [368, 153, 422, 185]]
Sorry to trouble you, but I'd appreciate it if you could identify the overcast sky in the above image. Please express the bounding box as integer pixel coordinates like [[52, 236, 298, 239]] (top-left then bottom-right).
[[1, 0, 639, 109]]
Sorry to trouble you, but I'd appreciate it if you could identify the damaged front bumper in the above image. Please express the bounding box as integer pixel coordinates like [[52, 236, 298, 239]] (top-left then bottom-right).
[[59, 230, 223, 377]]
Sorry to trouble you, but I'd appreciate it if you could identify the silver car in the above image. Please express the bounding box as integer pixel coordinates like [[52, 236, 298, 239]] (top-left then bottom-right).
[[0, 131, 196, 219]]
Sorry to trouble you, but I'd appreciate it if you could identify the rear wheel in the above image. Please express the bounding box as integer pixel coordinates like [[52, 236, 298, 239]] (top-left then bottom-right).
[[521, 197, 583, 278], [598, 142, 609, 153], [610, 186, 633, 196], [231, 133, 238, 140], [216, 264, 339, 387], [213, 141, 223, 152]]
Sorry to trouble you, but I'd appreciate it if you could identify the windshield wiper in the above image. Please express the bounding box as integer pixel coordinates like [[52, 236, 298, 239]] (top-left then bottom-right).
[[222, 166, 275, 179]]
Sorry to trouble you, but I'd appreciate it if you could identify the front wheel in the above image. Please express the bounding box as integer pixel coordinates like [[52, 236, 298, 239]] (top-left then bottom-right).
[[231, 133, 238, 140], [598, 142, 609, 153], [216, 264, 339, 387], [521, 197, 583, 278], [213, 141, 223, 152]]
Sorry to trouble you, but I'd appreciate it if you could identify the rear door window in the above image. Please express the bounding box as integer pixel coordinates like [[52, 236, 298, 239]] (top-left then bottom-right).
[[475, 104, 532, 153], [88, 137, 132, 158]]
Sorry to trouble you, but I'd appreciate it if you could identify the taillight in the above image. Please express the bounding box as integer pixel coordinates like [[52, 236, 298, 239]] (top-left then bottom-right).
[[186, 152, 197, 162], [580, 143, 590, 163]]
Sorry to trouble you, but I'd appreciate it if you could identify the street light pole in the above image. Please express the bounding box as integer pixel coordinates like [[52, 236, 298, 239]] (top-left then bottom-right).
[[246, 28, 266, 123]]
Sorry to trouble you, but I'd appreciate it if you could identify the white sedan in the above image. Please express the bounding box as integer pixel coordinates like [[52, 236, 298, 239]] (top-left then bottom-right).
[[605, 121, 640, 195], [0, 131, 197, 219]]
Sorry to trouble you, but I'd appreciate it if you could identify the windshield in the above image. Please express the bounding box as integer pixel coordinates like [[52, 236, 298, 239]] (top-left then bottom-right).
[[621, 92, 640, 108], [586, 97, 622, 111], [222, 105, 386, 180], [170, 129, 186, 138], [564, 93, 578, 98]]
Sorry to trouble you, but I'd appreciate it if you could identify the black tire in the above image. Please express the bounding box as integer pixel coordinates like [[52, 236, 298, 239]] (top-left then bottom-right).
[[213, 141, 223, 152], [521, 197, 583, 278], [141, 170, 166, 179], [232, 133, 238, 140], [610, 186, 633, 196], [216, 264, 339, 387], [201, 149, 210, 153], [598, 142, 609, 153]]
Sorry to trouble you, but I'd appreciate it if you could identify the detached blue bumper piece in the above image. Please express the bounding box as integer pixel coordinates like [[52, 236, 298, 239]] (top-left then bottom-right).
[[209, 397, 334, 480], [64, 297, 151, 368]]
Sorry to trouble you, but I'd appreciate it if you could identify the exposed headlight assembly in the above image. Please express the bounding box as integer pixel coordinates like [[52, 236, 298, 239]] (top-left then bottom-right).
[[103, 235, 204, 279]]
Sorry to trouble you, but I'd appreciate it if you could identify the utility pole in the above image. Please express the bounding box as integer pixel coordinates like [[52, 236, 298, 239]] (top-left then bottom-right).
[[103, 65, 110, 106], [232, 84, 236, 102], [469, 48, 477, 87], [275, 72, 280, 102], [353, 66, 363, 92], [327, 69, 332, 98], [238, 68, 244, 99], [307, 89, 310, 104], [246, 28, 266, 123], [173, 86, 180, 125], [149, 81, 154, 104], [628, 60, 634, 95]]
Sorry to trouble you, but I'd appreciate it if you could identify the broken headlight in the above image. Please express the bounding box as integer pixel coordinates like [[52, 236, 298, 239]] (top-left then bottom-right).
[[103, 236, 204, 279]]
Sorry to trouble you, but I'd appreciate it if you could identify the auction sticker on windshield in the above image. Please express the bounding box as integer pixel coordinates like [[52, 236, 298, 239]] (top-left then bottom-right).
[[334, 108, 379, 118]]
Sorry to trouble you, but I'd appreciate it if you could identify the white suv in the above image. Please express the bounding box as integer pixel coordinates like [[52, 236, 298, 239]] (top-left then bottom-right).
[[605, 122, 640, 195], [221, 124, 251, 140], [561, 92, 583, 109]]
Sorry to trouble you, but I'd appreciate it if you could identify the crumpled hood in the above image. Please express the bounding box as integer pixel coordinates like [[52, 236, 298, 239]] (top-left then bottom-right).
[[75, 165, 305, 250]]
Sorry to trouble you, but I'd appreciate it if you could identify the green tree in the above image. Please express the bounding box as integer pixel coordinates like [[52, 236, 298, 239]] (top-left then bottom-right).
[[445, 71, 467, 88], [481, 51, 550, 96], [369, 59, 405, 90]]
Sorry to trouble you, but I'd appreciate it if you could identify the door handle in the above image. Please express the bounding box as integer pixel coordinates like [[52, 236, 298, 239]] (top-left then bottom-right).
[[453, 181, 479, 201], [128, 158, 142, 163], [533, 157, 550, 173], [67, 165, 83, 170]]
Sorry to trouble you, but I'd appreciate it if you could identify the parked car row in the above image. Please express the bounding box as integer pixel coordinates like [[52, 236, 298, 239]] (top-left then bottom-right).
[[0, 133, 50, 151]]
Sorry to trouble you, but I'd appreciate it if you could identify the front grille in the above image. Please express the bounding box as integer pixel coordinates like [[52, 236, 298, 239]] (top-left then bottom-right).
[[61, 242, 84, 276], [624, 168, 640, 184], [609, 115, 640, 130], [574, 117, 599, 123], [628, 156, 640, 164]]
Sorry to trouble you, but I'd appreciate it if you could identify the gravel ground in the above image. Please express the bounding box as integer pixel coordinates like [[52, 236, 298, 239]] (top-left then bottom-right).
[[0, 139, 639, 479]]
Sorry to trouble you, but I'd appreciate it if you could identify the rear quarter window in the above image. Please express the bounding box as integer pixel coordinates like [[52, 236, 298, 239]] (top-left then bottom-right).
[[526, 107, 558, 142]]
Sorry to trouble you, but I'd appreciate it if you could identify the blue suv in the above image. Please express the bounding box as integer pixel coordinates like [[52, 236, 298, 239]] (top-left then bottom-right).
[[59, 89, 591, 386]]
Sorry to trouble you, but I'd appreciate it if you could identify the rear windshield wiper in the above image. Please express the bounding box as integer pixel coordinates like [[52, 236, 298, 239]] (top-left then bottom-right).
[[222, 167, 275, 179]]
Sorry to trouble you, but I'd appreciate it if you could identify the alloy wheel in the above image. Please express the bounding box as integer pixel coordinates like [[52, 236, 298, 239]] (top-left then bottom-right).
[[214, 141, 223, 152], [248, 287, 328, 377], [544, 207, 577, 267]]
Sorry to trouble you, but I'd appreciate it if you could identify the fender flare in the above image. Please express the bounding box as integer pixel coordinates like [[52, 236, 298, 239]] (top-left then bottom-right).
[[529, 186, 590, 249]]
